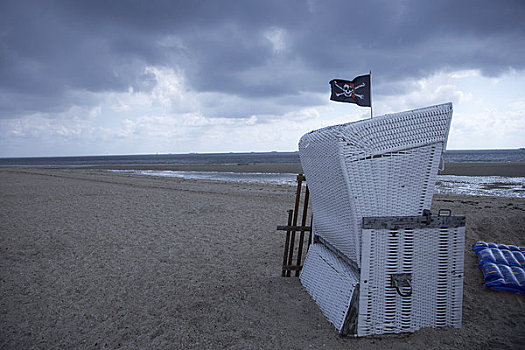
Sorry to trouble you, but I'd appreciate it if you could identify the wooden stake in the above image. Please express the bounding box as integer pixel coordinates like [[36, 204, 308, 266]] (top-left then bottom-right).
[[281, 209, 293, 277], [286, 174, 303, 277], [295, 185, 310, 276]]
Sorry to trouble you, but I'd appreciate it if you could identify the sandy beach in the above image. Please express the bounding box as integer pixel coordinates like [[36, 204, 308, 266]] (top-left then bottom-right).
[[1, 167, 524, 349]]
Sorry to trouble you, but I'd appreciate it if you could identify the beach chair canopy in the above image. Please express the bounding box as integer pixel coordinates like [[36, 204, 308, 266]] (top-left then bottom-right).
[[298, 103, 453, 267]]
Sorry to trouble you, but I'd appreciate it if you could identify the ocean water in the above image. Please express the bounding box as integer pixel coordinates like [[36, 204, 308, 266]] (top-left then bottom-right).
[[0, 149, 524, 168], [0, 152, 301, 168], [108, 169, 299, 186], [1, 150, 524, 198], [106, 170, 525, 198]]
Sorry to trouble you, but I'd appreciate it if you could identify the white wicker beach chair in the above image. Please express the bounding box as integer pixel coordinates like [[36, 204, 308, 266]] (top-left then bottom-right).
[[298, 103, 465, 336]]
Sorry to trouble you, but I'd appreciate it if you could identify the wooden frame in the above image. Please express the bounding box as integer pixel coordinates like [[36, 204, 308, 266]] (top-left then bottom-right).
[[277, 174, 312, 277]]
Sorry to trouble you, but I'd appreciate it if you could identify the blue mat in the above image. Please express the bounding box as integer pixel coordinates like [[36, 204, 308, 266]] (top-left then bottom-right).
[[473, 241, 525, 295]]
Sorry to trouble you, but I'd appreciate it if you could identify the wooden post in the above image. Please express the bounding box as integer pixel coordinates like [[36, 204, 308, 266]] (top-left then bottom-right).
[[286, 174, 303, 277], [281, 209, 293, 277], [295, 185, 310, 276]]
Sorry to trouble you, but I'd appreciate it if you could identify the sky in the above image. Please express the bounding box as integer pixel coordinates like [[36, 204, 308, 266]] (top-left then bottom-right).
[[1, 0, 524, 157]]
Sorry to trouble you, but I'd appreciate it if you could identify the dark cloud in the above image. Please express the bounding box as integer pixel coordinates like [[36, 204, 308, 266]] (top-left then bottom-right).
[[1, 0, 524, 117]]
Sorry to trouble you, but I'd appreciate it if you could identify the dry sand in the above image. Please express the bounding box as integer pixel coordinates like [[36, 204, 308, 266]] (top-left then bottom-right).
[[1, 168, 524, 349]]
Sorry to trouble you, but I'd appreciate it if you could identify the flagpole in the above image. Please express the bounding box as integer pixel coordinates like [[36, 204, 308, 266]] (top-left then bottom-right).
[[370, 70, 373, 119]]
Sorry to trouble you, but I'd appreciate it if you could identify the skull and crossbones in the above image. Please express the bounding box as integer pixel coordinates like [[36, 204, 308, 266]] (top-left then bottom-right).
[[334, 81, 366, 99]]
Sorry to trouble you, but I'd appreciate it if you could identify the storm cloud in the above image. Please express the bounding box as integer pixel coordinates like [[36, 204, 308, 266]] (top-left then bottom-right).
[[0, 0, 524, 156], [1, 0, 524, 118]]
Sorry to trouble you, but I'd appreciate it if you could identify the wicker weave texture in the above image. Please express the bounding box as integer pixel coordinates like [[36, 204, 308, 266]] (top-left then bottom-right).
[[299, 243, 359, 332], [358, 226, 465, 336], [299, 103, 453, 266]]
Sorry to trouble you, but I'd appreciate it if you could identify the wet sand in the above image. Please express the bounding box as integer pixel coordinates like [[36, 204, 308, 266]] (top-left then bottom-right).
[[1, 168, 524, 349]]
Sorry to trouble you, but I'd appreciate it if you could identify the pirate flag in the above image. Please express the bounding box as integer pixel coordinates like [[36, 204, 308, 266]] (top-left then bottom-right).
[[329, 74, 371, 107]]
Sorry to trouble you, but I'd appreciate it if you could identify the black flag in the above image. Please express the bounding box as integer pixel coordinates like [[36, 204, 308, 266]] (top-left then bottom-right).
[[329, 75, 371, 107]]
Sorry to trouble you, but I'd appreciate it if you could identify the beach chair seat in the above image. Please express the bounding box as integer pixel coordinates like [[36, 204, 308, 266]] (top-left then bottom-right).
[[298, 103, 465, 336]]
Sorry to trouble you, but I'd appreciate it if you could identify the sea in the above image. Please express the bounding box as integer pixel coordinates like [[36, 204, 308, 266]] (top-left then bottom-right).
[[1, 149, 524, 198]]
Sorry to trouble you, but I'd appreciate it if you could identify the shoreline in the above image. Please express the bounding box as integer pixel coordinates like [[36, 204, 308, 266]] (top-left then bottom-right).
[[83, 161, 525, 177]]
